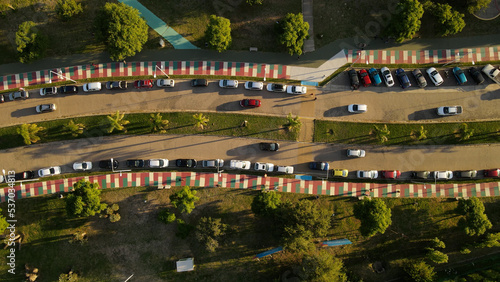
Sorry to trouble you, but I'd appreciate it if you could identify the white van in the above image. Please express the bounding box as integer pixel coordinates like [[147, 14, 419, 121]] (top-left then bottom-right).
[[83, 82, 102, 92]]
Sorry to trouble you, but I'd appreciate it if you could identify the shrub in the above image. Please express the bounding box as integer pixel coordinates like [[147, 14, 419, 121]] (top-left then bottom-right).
[[158, 209, 176, 224], [56, 0, 83, 21]]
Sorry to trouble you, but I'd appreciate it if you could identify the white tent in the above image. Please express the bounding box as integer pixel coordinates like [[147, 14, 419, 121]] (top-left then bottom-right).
[[176, 258, 194, 272]]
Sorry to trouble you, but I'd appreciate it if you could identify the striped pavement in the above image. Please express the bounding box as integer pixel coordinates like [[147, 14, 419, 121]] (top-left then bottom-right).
[[1, 172, 499, 202]]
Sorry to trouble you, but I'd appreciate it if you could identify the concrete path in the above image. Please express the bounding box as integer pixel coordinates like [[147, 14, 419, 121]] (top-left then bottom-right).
[[302, 0, 315, 53], [118, 0, 198, 50]]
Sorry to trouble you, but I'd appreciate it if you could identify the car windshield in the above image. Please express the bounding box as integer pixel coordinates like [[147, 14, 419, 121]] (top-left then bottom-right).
[[431, 70, 438, 76], [274, 84, 283, 90], [82, 163, 88, 169], [353, 105, 358, 111], [49, 168, 55, 174]]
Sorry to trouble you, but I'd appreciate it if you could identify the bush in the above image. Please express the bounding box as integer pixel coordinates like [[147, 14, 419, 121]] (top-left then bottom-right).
[[109, 213, 121, 223], [460, 248, 471, 255], [426, 248, 448, 264], [195, 217, 228, 252], [404, 260, 436, 282], [15, 21, 47, 63], [158, 209, 176, 224], [251, 191, 281, 216], [56, 0, 83, 21], [205, 15, 232, 52], [430, 237, 446, 249]]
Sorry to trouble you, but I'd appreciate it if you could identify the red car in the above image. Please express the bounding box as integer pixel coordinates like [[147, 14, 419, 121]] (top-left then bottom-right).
[[134, 79, 153, 89], [240, 99, 261, 108], [381, 170, 401, 179], [358, 69, 372, 87], [484, 169, 500, 178]]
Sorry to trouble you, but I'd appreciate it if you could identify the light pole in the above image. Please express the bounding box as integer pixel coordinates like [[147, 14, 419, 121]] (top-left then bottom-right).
[[263, 65, 268, 82], [48, 69, 76, 84], [442, 51, 472, 67], [349, 51, 362, 68], [153, 65, 169, 78]]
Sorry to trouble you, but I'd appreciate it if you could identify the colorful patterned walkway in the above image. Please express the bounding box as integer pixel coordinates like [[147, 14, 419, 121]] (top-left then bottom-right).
[[2, 172, 499, 202]]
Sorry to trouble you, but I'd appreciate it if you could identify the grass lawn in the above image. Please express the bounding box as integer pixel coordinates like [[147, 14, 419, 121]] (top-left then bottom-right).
[[1, 186, 500, 281]]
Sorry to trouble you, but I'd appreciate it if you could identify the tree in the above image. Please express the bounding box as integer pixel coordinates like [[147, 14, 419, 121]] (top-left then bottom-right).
[[150, 113, 169, 133], [193, 113, 209, 130], [414, 125, 427, 140], [109, 213, 121, 222], [353, 198, 392, 237], [298, 250, 348, 282], [457, 197, 492, 236], [251, 191, 282, 216], [432, 3, 465, 37], [372, 124, 390, 143], [278, 13, 309, 56], [58, 270, 78, 282], [458, 123, 474, 141], [285, 113, 302, 133], [15, 21, 47, 63], [246, 0, 263, 5], [430, 237, 446, 249], [205, 15, 232, 52], [0, 208, 8, 234], [63, 119, 85, 137], [195, 217, 228, 252], [95, 3, 148, 61], [104, 111, 130, 133], [468, 0, 491, 14], [478, 232, 500, 248], [386, 0, 424, 43], [17, 123, 45, 145], [169, 186, 200, 214], [65, 180, 107, 217], [56, 0, 83, 21], [426, 248, 448, 264], [158, 208, 176, 224], [283, 224, 316, 253], [404, 260, 436, 282]]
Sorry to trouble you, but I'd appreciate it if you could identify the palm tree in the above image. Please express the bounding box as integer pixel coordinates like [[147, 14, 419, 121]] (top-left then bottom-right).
[[372, 124, 390, 143], [193, 113, 209, 129], [150, 113, 169, 133], [286, 113, 301, 133], [416, 125, 427, 140], [105, 111, 130, 133], [458, 123, 474, 141], [17, 123, 45, 145], [63, 119, 85, 137]]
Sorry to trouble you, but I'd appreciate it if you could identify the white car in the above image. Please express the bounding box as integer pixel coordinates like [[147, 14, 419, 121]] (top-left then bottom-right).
[[254, 162, 274, 172], [347, 149, 365, 158], [229, 160, 251, 170], [38, 166, 61, 177], [35, 104, 56, 113], [245, 81, 264, 90], [381, 67, 394, 87], [348, 104, 367, 113], [357, 170, 378, 179], [286, 85, 307, 94], [266, 83, 287, 92], [202, 159, 224, 168], [276, 166, 294, 174], [83, 82, 102, 92], [437, 106, 463, 116], [434, 171, 453, 180], [426, 67, 444, 86], [156, 79, 175, 88], [147, 159, 169, 168], [73, 161, 92, 171], [219, 79, 238, 88]]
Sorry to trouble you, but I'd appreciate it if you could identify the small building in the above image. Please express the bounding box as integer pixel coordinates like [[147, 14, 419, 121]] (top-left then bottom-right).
[[176, 258, 194, 272]]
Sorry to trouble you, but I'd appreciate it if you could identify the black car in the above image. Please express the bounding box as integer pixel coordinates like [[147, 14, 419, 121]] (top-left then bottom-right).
[[59, 85, 79, 94], [99, 159, 119, 169], [191, 79, 208, 87], [106, 81, 127, 90], [348, 69, 360, 90], [126, 159, 145, 168], [14, 170, 36, 180], [259, 142, 280, 151], [176, 159, 197, 168], [469, 67, 485, 85]]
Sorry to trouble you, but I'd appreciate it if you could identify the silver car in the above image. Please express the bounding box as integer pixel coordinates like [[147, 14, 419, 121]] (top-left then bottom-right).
[[35, 104, 56, 113], [244, 81, 264, 90], [38, 166, 62, 177], [357, 170, 378, 179], [9, 90, 29, 100], [202, 159, 224, 168], [73, 161, 93, 171], [347, 149, 366, 158], [412, 69, 427, 88], [434, 171, 453, 180], [456, 170, 477, 179], [156, 79, 175, 87]]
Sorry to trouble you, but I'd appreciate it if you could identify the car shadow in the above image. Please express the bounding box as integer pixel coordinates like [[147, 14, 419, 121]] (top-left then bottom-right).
[[323, 106, 357, 117], [215, 101, 243, 112], [11, 107, 37, 118], [408, 109, 437, 120], [480, 88, 500, 100]]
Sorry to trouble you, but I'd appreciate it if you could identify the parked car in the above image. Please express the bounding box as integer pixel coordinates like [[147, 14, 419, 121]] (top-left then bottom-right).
[[276, 166, 294, 174], [38, 166, 61, 177], [347, 149, 365, 158], [426, 67, 444, 86], [332, 169, 349, 178], [381, 170, 401, 179], [254, 162, 275, 172], [368, 68, 382, 86], [35, 104, 56, 113], [106, 81, 127, 90], [0, 94, 4, 103], [14, 170, 36, 180], [244, 81, 263, 90], [147, 159, 169, 168], [266, 83, 287, 92], [202, 159, 224, 168], [484, 169, 500, 178], [9, 90, 29, 100], [309, 162, 329, 171], [83, 82, 102, 92], [240, 99, 261, 108], [73, 161, 92, 171], [229, 160, 251, 170], [468, 67, 485, 85], [412, 171, 430, 179], [59, 85, 79, 94], [396, 68, 411, 89], [156, 79, 175, 88], [176, 159, 197, 168], [358, 69, 371, 87], [348, 104, 367, 113], [99, 159, 119, 170], [412, 69, 427, 88], [348, 69, 360, 89], [219, 79, 238, 88], [434, 171, 453, 180], [40, 87, 57, 96], [456, 170, 477, 178], [127, 159, 145, 168], [191, 79, 208, 87], [286, 85, 307, 94], [134, 79, 153, 89], [259, 142, 280, 151], [437, 106, 462, 116], [357, 170, 378, 179], [381, 67, 394, 87], [452, 67, 467, 85]]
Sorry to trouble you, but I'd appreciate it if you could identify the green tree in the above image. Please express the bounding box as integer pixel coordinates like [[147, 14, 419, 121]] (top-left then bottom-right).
[[353, 198, 392, 237], [104, 111, 130, 133], [432, 3, 465, 37], [95, 3, 148, 61], [56, 0, 83, 21], [251, 191, 282, 216], [169, 186, 200, 214], [0, 208, 8, 234], [109, 213, 121, 223], [386, 0, 424, 43], [415, 125, 427, 140], [478, 232, 500, 248], [58, 270, 78, 282], [404, 260, 436, 282], [17, 123, 45, 145], [193, 113, 209, 129], [150, 113, 169, 133], [426, 248, 448, 264], [195, 217, 228, 252], [246, 0, 263, 5], [457, 197, 492, 236], [63, 119, 85, 137], [15, 21, 47, 63], [430, 237, 446, 249], [65, 180, 107, 217], [372, 124, 390, 143], [285, 113, 302, 133], [458, 123, 474, 141], [283, 224, 316, 253], [298, 250, 348, 282], [205, 15, 232, 52], [278, 13, 309, 56], [468, 0, 491, 14], [158, 208, 176, 224]]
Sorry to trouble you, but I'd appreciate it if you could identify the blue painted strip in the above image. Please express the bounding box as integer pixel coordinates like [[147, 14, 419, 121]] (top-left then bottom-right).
[[301, 81, 319, 86]]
